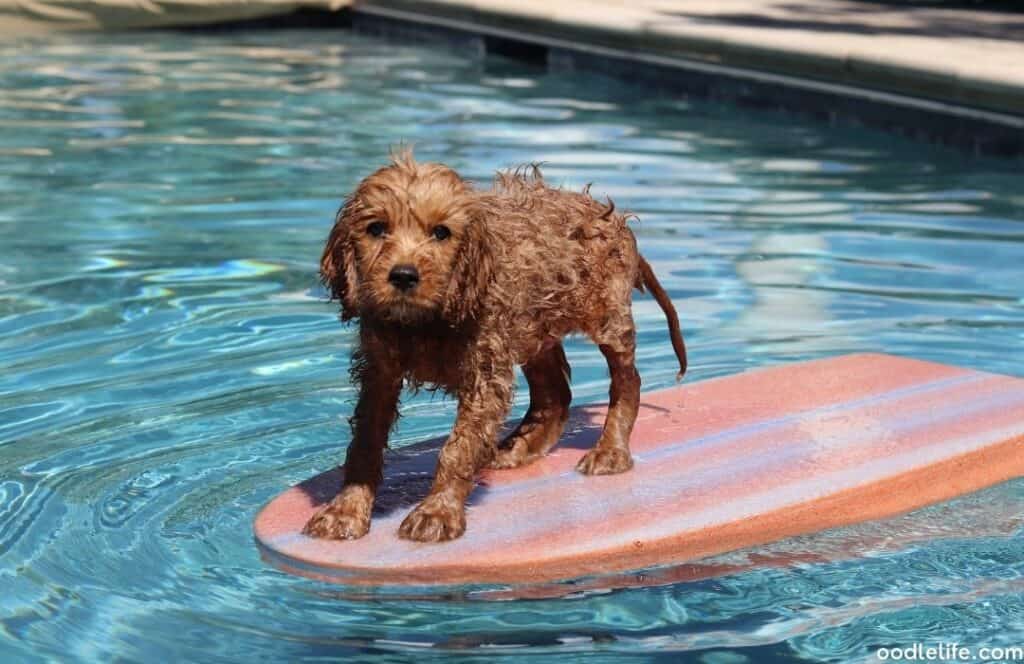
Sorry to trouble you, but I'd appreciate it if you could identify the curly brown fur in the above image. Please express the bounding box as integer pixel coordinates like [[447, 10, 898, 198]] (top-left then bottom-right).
[[304, 150, 687, 543]]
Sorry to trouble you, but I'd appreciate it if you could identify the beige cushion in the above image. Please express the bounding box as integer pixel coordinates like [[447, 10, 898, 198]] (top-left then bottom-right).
[[0, 0, 347, 34]]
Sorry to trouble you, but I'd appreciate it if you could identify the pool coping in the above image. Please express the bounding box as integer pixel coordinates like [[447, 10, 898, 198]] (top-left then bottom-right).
[[6, 0, 1022, 157], [345, 1, 1024, 158]]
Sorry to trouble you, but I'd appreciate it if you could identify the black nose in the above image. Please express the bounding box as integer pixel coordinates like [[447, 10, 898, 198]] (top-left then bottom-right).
[[388, 264, 419, 292]]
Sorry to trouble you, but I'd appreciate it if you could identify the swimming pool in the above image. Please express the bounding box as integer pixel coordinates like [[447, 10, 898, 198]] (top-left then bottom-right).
[[1, 28, 1022, 663]]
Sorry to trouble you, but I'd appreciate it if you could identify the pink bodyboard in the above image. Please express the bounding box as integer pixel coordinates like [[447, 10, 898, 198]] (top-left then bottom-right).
[[254, 353, 1024, 588]]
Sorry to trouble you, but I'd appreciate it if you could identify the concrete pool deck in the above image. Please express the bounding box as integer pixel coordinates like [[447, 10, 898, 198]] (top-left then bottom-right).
[[350, 0, 1024, 155], [3, 0, 1022, 154], [356, 0, 1024, 118]]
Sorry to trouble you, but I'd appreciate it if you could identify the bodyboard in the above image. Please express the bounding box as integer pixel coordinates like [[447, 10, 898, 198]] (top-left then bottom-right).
[[255, 353, 1024, 588]]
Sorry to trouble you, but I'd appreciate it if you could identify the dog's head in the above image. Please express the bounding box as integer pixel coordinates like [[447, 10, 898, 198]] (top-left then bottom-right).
[[321, 150, 493, 326]]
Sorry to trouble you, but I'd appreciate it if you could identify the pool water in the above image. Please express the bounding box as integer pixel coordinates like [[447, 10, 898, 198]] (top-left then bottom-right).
[[1, 28, 1022, 663]]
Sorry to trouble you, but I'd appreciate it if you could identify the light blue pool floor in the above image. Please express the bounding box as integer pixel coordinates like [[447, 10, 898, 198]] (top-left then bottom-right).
[[0, 29, 1022, 663]]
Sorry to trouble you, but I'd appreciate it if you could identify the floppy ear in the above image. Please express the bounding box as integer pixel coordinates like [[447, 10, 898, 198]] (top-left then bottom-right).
[[442, 211, 494, 326], [320, 198, 361, 321]]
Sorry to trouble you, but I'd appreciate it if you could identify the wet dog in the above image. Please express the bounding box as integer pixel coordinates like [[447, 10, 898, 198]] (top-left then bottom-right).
[[304, 151, 686, 542]]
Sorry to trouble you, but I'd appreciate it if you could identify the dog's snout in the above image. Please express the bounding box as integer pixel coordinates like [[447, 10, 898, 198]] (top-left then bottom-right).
[[388, 264, 420, 292]]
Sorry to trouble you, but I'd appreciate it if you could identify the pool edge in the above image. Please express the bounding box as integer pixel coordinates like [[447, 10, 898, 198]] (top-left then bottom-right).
[[347, 1, 1024, 159]]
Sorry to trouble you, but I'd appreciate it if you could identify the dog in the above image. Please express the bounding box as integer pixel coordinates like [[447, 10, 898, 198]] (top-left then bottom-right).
[[303, 151, 687, 543]]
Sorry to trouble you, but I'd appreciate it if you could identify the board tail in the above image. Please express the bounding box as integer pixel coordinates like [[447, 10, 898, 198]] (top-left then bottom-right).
[[637, 256, 687, 380]]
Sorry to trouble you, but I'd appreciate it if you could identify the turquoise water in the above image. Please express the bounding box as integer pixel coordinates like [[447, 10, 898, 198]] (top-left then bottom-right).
[[1, 28, 1023, 663]]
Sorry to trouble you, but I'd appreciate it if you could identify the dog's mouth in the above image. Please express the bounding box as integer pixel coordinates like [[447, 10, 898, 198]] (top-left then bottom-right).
[[387, 287, 429, 304], [374, 292, 438, 323]]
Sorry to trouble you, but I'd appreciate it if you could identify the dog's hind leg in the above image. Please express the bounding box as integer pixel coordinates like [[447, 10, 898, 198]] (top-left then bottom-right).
[[490, 342, 572, 469], [577, 316, 639, 475]]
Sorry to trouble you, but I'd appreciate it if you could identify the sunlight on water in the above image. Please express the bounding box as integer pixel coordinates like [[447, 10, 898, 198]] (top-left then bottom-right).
[[0, 28, 1022, 664]]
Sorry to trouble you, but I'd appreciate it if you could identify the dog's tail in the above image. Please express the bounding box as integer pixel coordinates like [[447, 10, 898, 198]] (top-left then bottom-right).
[[637, 256, 687, 380]]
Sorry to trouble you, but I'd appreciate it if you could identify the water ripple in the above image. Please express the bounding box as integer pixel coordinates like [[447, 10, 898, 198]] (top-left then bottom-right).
[[0, 27, 1021, 664]]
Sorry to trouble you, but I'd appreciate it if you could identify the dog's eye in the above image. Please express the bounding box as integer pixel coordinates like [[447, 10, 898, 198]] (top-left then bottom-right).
[[366, 221, 386, 237], [432, 225, 451, 241]]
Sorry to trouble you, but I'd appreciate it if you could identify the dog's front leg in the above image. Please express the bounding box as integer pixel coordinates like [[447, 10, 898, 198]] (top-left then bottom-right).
[[398, 365, 514, 542], [304, 355, 402, 540]]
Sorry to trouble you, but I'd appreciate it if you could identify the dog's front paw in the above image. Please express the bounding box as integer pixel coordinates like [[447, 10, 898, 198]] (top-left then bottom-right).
[[303, 493, 371, 540], [576, 446, 633, 475], [398, 494, 466, 542]]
